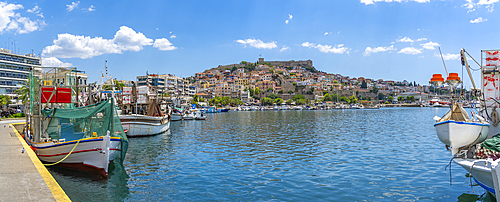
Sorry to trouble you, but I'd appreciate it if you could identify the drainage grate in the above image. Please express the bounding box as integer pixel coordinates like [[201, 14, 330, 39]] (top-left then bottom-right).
[[10, 132, 16, 137]]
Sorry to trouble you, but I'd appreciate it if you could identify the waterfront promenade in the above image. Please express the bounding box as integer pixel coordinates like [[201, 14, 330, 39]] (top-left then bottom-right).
[[0, 120, 70, 202]]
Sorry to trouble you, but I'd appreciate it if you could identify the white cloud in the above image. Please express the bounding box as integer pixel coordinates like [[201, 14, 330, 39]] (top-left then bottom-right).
[[236, 38, 277, 49], [153, 38, 177, 51], [420, 41, 439, 50], [435, 53, 460, 60], [470, 17, 487, 23], [301, 42, 315, 48], [478, 0, 499, 5], [42, 26, 166, 59], [27, 5, 43, 17], [285, 14, 293, 24], [302, 42, 349, 54], [113, 26, 153, 51], [361, 0, 430, 5], [42, 57, 73, 67], [416, 38, 427, 41], [280, 45, 290, 52], [463, 0, 498, 12], [324, 32, 332, 35], [66, 1, 80, 12], [0, 2, 45, 34], [170, 35, 176, 38], [363, 45, 395, 56], [396, 36, 414, 43], [84, 5, 95, 12], [398, 47, 422, 55]]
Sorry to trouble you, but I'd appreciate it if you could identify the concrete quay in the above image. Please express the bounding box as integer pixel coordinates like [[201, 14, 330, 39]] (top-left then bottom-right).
[[0, 120, 70, 202]]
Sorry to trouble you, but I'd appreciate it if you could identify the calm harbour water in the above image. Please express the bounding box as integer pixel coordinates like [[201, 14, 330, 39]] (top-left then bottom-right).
[[49, 108, 493, 201]]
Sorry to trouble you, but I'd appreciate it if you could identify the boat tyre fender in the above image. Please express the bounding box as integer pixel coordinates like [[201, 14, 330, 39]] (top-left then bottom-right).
[[491, 109, 500, 127]]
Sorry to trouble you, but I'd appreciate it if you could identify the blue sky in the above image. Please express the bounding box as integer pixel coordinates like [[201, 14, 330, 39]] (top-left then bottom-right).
[[0, 0, 499, 88]]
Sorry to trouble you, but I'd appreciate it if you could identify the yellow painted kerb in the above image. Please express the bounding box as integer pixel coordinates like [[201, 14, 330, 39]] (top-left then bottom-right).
[[11, 123, 71, 202]]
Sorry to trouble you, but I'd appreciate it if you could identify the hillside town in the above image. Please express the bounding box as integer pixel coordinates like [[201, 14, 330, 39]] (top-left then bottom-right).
[[128, 57, 435, 108], [0, 48, 442, 111]]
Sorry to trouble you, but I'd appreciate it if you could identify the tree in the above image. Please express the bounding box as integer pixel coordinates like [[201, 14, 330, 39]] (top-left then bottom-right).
[[103, 80, 125, 90], [397, 96, 404, 102], [348, 95, 358, 104], [286, 99, 294, 105], [388, 96, 394, 102], [372, 85, 379, 94], [293, 94, 305, 101], [0, 95, 11, 108], [378, 93, 384, 100], [16, 76, 40, 105], [340, 96, 348, 102], [261, 97, 274, 106], [267, 93, 279, 100], [278, 89, 284, 94], [232, 66, 238, 72], [274, 98, 284, 105], [255, 87, 260, 95], [193, 94, 199, 102], [361, 80, 367, 89], [266, 88, 273, 92]]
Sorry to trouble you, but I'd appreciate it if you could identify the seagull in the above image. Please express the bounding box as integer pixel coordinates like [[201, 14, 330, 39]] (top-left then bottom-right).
[[22, 148, 25, 153]]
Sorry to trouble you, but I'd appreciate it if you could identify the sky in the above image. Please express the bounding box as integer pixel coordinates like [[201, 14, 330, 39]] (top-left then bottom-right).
[[0, 0, 499, 88]]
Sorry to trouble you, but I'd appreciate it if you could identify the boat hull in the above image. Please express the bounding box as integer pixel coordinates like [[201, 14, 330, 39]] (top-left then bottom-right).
[[29, 136, 122, 177], [434, 120, 489, 155], [454, 158, 497, 193], [120, 115, 170, 137], [171, 114, 182, 121]]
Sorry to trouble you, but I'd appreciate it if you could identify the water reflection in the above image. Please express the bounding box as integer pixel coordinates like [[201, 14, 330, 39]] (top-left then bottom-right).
[[48, 160, 130, 202]]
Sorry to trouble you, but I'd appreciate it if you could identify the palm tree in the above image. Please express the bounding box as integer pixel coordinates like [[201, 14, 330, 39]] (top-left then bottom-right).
[[15, 76, 40, 104]]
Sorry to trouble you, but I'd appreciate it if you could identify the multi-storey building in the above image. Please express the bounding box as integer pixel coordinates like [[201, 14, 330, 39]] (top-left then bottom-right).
[[0, 48, 42, 103]]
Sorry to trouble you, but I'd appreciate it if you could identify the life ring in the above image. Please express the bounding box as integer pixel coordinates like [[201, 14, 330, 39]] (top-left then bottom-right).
[[491, 110, 500, 127]]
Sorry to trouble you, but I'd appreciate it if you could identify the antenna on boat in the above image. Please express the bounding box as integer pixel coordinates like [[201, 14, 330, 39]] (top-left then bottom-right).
[[438, 47, 449, 76]]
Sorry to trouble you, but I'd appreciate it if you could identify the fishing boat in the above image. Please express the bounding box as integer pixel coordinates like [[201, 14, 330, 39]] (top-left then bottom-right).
[[434, 100, 490, 155], [120, 99, 170, 137], [435, 49, 500, 196], [193, 109, 206, 120], [27, 99, 128, 177], [24, 66, 128, 177]]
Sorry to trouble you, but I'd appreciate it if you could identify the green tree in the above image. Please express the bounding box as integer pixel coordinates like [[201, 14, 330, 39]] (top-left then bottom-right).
[[286, 99, 294, 105], [274, 98, 284, 105], [266, 88, 273, 92], [267, 93, 279, 100], [371, 85, 379, 94], [0, 95, 11, 108], [287, 90, 294, 94], [348, 95, 358, 104], [255, 87, 260, 95], [261, 97, 274, 106], [397, 96, 404, 102], [293, 94, 305, 101], [361, 80, 367, 89], [278, 89, 284, 94], [340, 96, 348, 102], [378, 93, 384, 100], [15, 76, 40, 104]]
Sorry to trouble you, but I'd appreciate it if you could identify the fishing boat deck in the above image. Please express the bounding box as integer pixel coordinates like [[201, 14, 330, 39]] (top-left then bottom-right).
[[0, 120, 70, 201]]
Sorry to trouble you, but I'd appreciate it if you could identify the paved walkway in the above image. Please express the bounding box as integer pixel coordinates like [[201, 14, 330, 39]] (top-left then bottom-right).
[[0, 120, 70, 201]]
